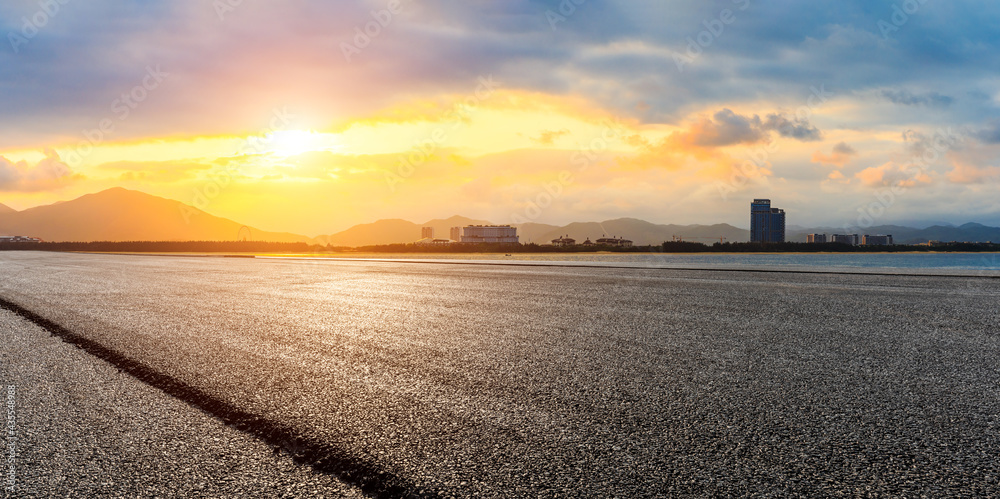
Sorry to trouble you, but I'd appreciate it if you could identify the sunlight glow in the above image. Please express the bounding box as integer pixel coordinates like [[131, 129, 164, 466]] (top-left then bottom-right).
[[264, 130, 342, 157]]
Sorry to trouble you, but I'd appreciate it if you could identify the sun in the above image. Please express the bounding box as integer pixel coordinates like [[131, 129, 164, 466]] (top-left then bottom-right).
[[264, 130, 340, 157]]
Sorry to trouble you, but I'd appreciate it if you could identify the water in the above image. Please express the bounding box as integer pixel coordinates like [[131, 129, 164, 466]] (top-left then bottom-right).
[[306, 251, 1000, 272]]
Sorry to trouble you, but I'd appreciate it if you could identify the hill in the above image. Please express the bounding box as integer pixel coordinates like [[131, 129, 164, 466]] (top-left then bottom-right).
[[10, 187, 993, 247], [516, 222, 563, 244], [0, 188, 310, 243], [316, 216, 749, 247], [313, 215, 493, 246], [531, 218, 749, 246]]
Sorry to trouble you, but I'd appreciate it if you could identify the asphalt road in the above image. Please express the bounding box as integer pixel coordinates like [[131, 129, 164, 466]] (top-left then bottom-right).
[[0, 251, 998, 496], [0, 307, 364, 498]]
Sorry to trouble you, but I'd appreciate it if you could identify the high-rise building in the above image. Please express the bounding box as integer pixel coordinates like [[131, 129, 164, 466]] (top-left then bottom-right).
[[421, 227, 434, 239], [460, 225, 519, 243], [807, 234, 827, 243], [450, 227, 461, 241], [862, 234, 893, 246], [829, 234, 859, 245], [750, 199, 785, 243]]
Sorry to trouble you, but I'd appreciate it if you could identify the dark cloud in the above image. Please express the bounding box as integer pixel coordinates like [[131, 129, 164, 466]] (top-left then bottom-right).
[[761, 113, 823, 141], [690, 109, 767, 146], [833, 142, 856, 155], [681, 109, 821, 147]]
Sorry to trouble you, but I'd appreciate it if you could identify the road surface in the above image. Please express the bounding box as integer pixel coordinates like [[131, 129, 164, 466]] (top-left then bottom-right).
[[1, 251, 998, 496]]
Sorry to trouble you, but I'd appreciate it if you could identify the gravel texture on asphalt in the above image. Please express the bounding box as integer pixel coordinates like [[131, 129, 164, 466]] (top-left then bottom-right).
[[0, 307, 364, 498], [0, 251, 998, 497]]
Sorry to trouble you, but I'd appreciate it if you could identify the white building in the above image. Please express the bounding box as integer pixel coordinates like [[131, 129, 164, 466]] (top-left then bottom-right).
[[460, 225, 519, 243], [595, 236, 633, 247], [415, 238, 452, 245]]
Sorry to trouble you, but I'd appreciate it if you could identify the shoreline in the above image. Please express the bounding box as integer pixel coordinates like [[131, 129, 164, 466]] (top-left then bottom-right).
[[15, 250, 998, 278]]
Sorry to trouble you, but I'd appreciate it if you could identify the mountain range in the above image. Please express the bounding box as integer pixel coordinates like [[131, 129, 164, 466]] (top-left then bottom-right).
[[0, 188, 307, 243], [2, 188, 999, 246]]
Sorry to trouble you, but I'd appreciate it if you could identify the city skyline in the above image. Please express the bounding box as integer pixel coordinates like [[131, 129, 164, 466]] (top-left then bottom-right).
[[3, 2, 1000, 235]]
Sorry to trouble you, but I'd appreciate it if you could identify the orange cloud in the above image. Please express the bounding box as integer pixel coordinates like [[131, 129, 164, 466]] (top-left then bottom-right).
[[672, 109, 769, 148], [947, 160, 1000, 184], [0, 150, 81, 192], [855, 162, 931, 188], [619, 109, 782, 187], [811, 142, 857, 167], [530, 129, 571, 145]]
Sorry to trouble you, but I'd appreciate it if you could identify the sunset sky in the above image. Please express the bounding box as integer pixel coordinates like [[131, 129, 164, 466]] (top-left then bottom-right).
[[3, 1, 1000, 236]]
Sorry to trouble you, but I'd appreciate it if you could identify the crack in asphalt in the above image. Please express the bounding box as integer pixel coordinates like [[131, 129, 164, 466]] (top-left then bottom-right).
[[0, 295, 437, 499]]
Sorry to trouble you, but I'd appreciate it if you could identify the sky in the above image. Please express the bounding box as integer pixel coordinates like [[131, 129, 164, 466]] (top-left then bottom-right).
[[2, 0, 1000, 236]]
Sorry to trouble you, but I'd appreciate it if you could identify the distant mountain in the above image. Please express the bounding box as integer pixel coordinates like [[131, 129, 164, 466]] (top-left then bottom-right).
[[887, 219, 957, 229], [530, 218, 749, 246], [516, 222, 563, 244], [0, 188, 310, 243], [313, 216, 749, 247], [313, 215, 492, 246], [422, 216, 494, 241], [789, 222, 1000, 244], [13, 188, 992, 247]]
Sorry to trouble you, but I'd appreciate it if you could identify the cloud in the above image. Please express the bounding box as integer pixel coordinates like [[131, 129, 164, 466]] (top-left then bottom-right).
[[684, 109, 768, 147], [6, 1, 1000, 227], [811, 142, 858, 167], [947, 161, 1000, 184], [99, 159, 213, 183], [973, 122, 1000, 144], [879, 89, 955, 107], [855, 161, 932, 188], [530, 129, 570, 145], [761, 113, 823, 141], [621, 108, 821, 176], [0, 150, 80, 192], [901, 128, 964, 161], [944, 143, 1000, 184], [668, 109, 822, 148]]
